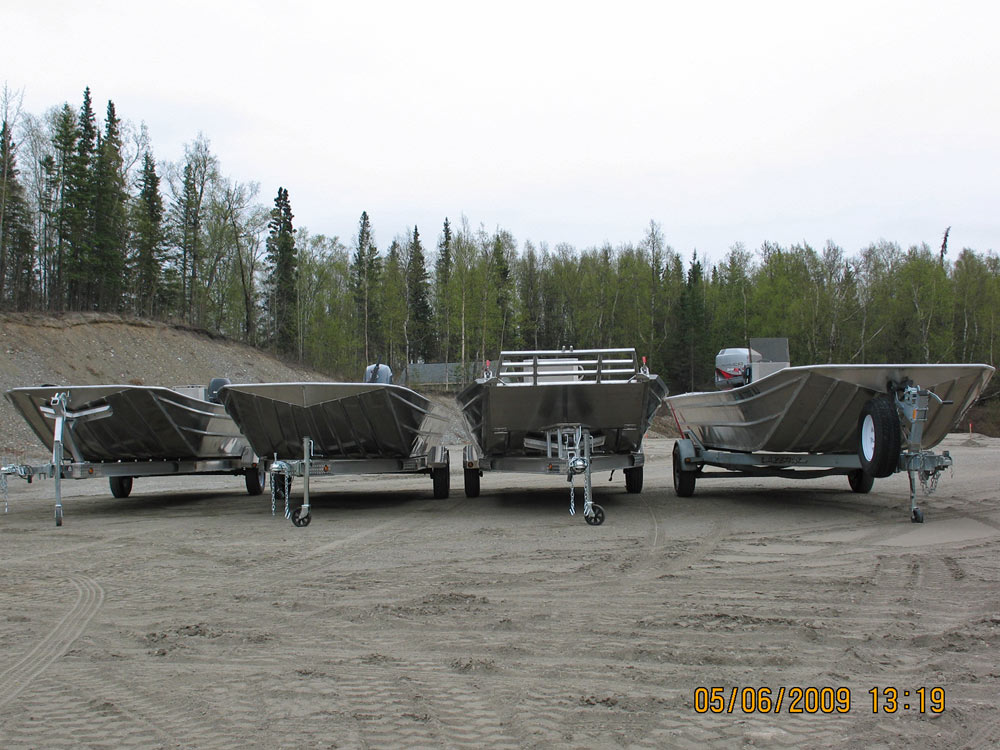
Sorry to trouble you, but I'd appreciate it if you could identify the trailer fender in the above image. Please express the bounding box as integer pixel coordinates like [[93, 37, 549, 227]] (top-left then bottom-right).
[[673, 438, 698, 470]]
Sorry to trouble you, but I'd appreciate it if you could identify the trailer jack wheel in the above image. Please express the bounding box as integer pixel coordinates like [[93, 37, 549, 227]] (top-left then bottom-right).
[[911, 507, 924, 524], [585, 505, 605, 526], [291, 507, 311, 527], [55, 506, 63, 527]]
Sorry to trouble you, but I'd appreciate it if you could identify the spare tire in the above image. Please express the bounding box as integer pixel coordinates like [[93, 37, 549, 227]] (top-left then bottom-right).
[[857, 396, 901, 478]]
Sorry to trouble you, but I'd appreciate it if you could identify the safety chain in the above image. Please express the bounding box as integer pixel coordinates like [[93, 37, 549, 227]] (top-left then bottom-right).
[[563, 429, 594, 518], [283, 472, 291, 519], [919, 468, 942, 496], [269, 457, 293, 518], [267, 470, 293, 517]]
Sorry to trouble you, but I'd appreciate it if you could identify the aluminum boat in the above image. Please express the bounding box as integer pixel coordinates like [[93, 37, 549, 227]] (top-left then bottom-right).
[[667, 363, 994, 454], [5, 380, 251, 462], [217, 380, 447, 461], [457, 348, 668, 458], [217, 367, 451, 526]]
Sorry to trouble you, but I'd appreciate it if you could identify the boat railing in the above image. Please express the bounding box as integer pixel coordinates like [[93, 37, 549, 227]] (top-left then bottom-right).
[[497, 348, 641, 385]]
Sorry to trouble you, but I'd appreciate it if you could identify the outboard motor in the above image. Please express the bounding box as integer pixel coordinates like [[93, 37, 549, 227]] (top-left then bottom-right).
[[206, 377, 231, 403], [364, 362, 393, 384]]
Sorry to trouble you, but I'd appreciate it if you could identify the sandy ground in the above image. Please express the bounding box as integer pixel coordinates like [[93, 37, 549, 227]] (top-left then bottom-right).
[[1, 434, 999, 749]]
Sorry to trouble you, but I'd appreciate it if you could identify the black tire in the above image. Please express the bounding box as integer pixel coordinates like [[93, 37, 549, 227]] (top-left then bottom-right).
[[245, 464, 266, 496], [291, 507, 311, 527], [857, 396, 901, 478], [109, 475, 133, 498], [625, 466, 643, 494], [585, 505, 605, 526], [911, 507, 924, 524], [847, 469, 875, 493], [464, 467, 481, 498], [432, 465, 451, 499], [672, 443, 696, 497]]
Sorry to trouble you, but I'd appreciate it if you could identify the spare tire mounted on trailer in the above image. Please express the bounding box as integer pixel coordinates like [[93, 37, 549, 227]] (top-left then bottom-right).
[[857, 395, 901, 478]]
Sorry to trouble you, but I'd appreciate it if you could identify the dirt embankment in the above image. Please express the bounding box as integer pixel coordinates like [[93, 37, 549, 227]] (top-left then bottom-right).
[[0, 313, 327, 459]]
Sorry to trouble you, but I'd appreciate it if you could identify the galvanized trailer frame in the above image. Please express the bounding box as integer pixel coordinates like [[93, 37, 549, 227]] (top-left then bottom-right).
[[670, 381, 970, 523], [457, 348, 668, 525], [2, 391, 263, 526], [264, 437, 450, 526]]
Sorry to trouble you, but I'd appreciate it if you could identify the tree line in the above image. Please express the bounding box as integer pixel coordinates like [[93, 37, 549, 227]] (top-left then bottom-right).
[[2, 87, 998, 394]]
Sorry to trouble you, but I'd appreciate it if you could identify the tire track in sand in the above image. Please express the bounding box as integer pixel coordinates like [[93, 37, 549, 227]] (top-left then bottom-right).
[[0, 575, 104, 709]]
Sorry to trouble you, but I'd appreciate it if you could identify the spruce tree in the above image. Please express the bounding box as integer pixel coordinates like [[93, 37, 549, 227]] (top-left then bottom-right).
[[678, 253, 708, 390], [131, 151, 164, 317], [350, 210, 381, 363], [406, 225, 433, 362], [64, 88, 98, 309], [381, 238, 407, 368], [265, 186, 297, 354], [48, 104, 77, 310], [0, 119, 35, 309], [434, 217, 452, 361], [92, 99, 128, 310], [175, 163, 199, 320]]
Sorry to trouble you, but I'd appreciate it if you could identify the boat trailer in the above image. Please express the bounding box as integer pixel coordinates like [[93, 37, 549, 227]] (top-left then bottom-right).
[[267, 436, 451, 527], [672, 382, 955, 523], [463, 424, 646, 526], [1, 392, 263, 526], [458, 348, 664, 525]]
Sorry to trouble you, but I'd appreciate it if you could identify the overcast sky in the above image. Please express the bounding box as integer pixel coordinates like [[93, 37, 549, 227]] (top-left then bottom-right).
[[5, 1, 999, 263]]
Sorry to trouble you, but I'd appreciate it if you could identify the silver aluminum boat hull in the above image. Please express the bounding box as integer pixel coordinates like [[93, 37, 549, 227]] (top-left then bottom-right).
[[666, 364, 994, 454], [458, 376, 669, 457], [219, 382, 444, 460], [5, 385, 250, 462]]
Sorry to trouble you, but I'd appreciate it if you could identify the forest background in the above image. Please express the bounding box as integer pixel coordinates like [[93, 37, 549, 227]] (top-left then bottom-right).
[[2, 87, 998, 398]]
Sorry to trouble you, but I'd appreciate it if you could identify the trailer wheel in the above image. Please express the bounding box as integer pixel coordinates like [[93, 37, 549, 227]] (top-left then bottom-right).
[[464, 467, 481, 498], [672, 444, 696, 497], [857, 396, 901, 478], [625, 466, 643, 493], [55, 506, 63, 526], [911, 507, 924, 524], [847, 469, 874, 493], [585, 505, 605, 525], [245, 464, 266, 496], [291, 507, 311, 527], [432, 466, 451, 499], [110, 476, 133, 498]]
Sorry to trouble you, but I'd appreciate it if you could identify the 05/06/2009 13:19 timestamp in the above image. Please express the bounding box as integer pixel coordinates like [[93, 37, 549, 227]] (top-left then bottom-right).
[[692, 686, 946, 714]]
